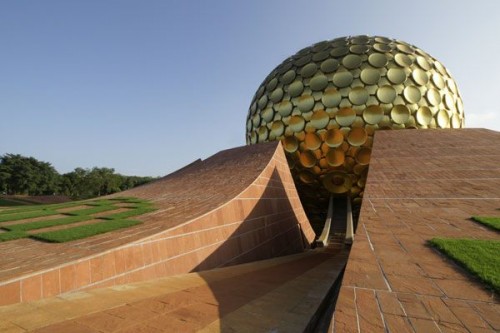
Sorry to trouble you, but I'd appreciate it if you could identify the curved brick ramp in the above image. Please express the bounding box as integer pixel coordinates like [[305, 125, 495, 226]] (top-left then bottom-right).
[[0, 247, 348, 332], [0, 142, 315, 306], [332, 129, 500, 332]]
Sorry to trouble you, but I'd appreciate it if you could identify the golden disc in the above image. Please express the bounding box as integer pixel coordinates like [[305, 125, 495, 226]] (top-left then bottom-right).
[[311, 110, 330, 129], [283, 136, 298, 152], [336, 107, 356, 126], [325, 128, 344, 147], [391, 105, 410, 124], [347, 127, 368, 146], [363, 105, 384, 124], [322, 88, 341, 107], [305, 132, 322, 150], [326, 147, 345, 166], [289, 115, 306, 132]]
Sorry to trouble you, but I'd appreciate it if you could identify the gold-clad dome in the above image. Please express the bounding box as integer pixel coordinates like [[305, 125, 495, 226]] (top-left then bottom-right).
[[246, 35, 464, 216]]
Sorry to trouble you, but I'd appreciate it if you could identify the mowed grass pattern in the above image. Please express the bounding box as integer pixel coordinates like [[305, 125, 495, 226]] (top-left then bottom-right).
[[429, 238, 500, 293], [472, 216, 500, 231], [0, 197, 156, 243]]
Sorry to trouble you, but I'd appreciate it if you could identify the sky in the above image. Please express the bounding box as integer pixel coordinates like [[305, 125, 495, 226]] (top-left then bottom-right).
[[1, 1, 499, 177]]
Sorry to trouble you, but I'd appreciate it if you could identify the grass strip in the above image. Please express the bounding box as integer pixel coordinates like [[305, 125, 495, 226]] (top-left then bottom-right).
[[0, 231, 28, 242], [0, 209, 59, 223], [472, 216, 500, 231], [99, 207, 156, 220], [0, 201, 82, 216], [429, 238, 500, 293], [65, 205, 119, 216], [31, 219, 141, 243], [6, 215, 92, 232]]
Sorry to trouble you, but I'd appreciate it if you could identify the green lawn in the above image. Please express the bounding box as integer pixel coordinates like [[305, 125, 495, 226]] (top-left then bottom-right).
[[32, 219, 141, 243], [0, 201, 82, 216], [0, 197, 156, 243], [5, 215, 91, 232], [472, 216, 500, 231], [0, 209, 59, 223], [65, 205, 119, 216], [0, 231, 28, 242], [429, 238, 500, 293]]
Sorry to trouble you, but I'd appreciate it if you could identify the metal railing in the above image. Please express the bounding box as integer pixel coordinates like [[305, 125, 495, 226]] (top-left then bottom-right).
[[316, 195, 333, 247], [316, 195, 355, 247]]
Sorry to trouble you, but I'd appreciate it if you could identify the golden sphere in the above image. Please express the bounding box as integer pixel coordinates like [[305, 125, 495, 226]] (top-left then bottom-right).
[[246, 35, 464, 210]]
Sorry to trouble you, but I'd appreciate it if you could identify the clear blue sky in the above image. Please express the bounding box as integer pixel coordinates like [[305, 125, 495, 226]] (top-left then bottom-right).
[[1, 1, 499, 177]]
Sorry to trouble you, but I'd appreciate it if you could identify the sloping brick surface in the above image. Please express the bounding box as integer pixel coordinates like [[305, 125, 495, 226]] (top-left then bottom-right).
[[333, 129, 500, 332], [0, 142, 315, 305]]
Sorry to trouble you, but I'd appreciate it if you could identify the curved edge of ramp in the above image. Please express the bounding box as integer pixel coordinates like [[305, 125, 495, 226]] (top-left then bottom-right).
[[0, 142, 316, 306]]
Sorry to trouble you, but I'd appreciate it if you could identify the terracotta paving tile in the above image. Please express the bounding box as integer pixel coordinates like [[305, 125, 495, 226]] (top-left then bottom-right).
[[167, 302, 220, 328], [8, 308, 61, 331], [76, 312, 137, 332], [131, 298, 178, 314], [333, 287, 358, 333], [355, 288, 385, 332], [375, 291, 405, 316], [386, 274, 443, 296], [147, 314, 202, 332], [420, 296, 463, 325], [443, 299, 492, 331], [33, 321, 99, 333], [397, 293, 432, 320], [437, 321, 470, 333], [59, 264, 77, 293], [382, 314, 414, 333], [469, 302, 500, 331], [416, 259, 468, 280], [105, 304, 158, 321], [432, 278, 495, 302], [408, 317, 441, 333], [114, 324, 165, 333], [21, 275, 42, 302], [0, 281, 20, 306], [41, 270, 60, 298]]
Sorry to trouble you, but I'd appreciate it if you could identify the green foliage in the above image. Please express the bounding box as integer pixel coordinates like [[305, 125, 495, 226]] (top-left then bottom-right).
[[472, 216, 500, 231], [0, 231, 28, 242], [31, 219, 142, 243], [6, 215, 91, 232], [0, 154, 59, 195], [0, 153, 157, 200], [59, 167, 157, 200], [429, 238, 500, 293], [0, 209, 59, 223]]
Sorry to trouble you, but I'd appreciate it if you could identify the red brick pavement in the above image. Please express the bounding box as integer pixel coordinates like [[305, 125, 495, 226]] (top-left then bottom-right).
[[333, 129, 500, 332]]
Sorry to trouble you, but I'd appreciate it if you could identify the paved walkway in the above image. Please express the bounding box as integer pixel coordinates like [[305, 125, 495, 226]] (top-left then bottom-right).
[[0, 247, 348, 332], [333, 129, 500, 333]]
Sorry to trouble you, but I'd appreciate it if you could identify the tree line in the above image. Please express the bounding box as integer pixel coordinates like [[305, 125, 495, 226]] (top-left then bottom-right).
[[0, 153, 157, 199]]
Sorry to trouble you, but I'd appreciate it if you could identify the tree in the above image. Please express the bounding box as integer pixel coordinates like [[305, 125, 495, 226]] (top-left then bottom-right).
[[0, 154, 59, 195], [0, 153, 157, 199]]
